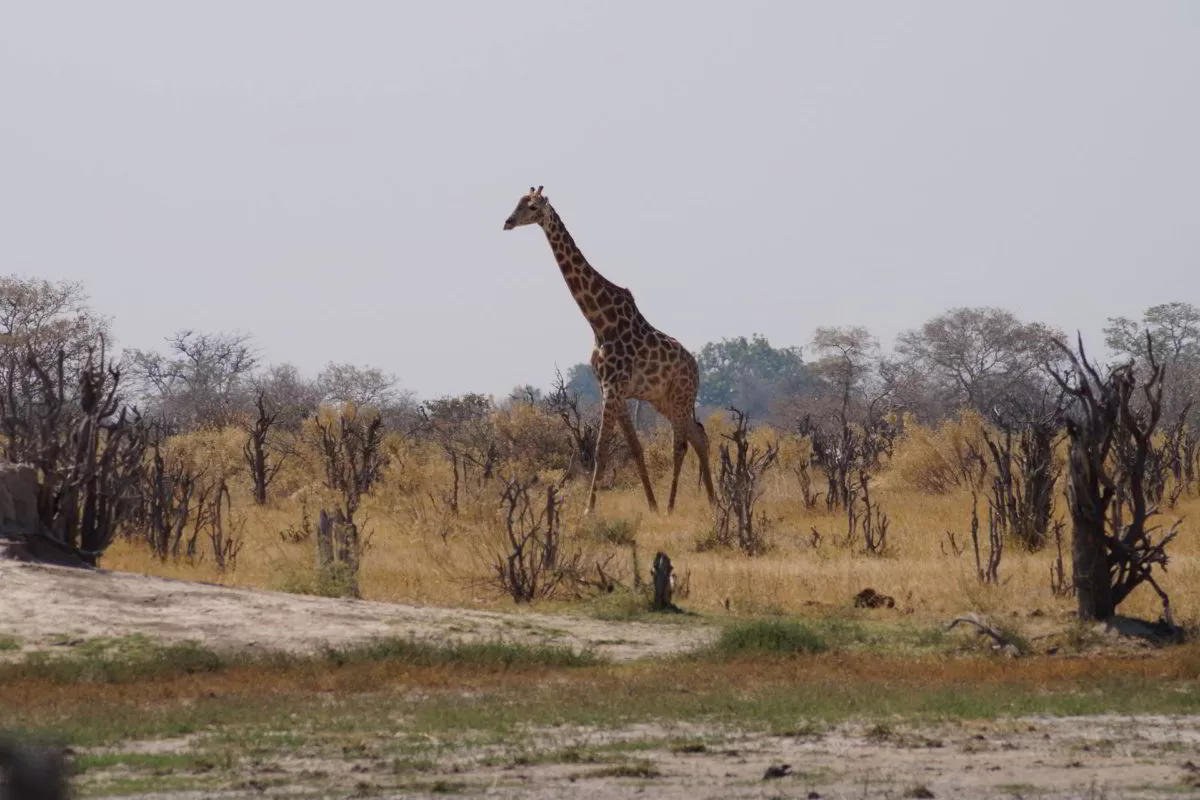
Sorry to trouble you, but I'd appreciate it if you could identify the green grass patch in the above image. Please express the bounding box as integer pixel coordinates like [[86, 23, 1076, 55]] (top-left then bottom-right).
[[7, 639, 228, 684], [320, 637, 599, 669], [270, 562, 361, 598], [576, 589, 702, 624], [709, 618, 829, 657], [0, 634, 600, 687], [71, 751, 216, 775], [10, 661, 1200, 759], [0, 635, 21, 652], [76, 773, 229, 798], [579, 516, 640, 547]]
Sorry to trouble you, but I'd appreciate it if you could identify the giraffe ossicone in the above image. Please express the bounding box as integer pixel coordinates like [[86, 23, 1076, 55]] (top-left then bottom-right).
[[503, 186, 716, 515]]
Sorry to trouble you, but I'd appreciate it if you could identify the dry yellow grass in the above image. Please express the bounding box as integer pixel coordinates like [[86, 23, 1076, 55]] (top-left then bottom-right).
[[100, 413, 1200, 626]]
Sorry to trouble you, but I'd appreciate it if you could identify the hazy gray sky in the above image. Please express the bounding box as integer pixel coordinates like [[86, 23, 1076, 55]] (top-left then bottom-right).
[[2, 2, 1198, 398]]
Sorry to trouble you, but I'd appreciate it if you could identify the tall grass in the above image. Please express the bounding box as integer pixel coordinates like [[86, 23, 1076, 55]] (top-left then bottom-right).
[[98, 412, 1200, 626]]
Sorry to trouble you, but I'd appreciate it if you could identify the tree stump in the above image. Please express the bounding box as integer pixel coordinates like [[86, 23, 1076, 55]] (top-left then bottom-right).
[[650, 551, 677, 612], [315, 508, 361, 598]]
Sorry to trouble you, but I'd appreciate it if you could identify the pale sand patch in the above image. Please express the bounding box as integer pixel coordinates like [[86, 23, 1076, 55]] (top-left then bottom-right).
[[72, 715, 1200, 799], [0, 559, 716, 662]]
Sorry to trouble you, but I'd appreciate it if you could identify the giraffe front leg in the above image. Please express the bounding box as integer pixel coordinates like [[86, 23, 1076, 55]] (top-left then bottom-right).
[[585, 398, 616, 515], [613, 402, 659, 514], [666, 422, 688, 514]]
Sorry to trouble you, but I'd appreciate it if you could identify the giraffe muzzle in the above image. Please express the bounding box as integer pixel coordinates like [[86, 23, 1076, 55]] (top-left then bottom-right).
[[503, 217, 516, 230]]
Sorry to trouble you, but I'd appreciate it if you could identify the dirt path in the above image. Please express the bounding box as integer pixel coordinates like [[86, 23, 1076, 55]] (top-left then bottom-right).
[[0, 560, 717, 662]]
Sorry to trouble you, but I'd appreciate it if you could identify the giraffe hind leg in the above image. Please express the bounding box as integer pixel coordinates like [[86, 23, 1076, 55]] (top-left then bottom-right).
[[667, 421, 689, 514], [613, 402, 659, 513], [688, 418, 716, 506]]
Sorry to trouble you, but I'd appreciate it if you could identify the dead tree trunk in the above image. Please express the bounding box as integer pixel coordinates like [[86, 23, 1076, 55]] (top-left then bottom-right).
[[315, 508, 335, 572], [1064, 413, 1118, 620], [314, 508, 360, 598], [1051, 333, 1178, 624]]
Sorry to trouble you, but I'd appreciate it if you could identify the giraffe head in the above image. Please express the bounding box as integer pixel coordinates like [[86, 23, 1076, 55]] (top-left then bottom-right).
[[503, 185, 549, 230]]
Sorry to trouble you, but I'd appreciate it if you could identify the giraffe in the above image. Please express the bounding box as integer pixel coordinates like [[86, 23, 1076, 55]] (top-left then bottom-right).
[[503, 185, 716, 515]]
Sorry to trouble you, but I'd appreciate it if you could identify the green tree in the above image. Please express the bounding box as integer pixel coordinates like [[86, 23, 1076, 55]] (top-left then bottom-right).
[[695, 334, 812, 415]]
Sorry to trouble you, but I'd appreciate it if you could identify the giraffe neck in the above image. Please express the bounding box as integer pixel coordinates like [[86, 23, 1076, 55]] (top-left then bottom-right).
[[539, 204, 637, 334]]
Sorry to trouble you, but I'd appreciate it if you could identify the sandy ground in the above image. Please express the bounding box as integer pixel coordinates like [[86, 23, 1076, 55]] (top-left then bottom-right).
[[0, 559, 716, 662], [3, 559, 1198, 798], [74, 715, 1200, 799]]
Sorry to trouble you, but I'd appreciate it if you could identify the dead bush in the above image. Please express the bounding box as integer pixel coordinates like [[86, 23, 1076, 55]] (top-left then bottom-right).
[[489, 475, 584, 603], [307, 405, 388, 598], [700, 407, 778, 556], [0, 342, 146, 563]]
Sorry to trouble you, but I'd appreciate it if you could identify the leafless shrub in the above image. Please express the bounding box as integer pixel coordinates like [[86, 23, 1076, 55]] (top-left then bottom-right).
[[0, 341, 147, 563], [941, 530, 967, 558], [544, 367, 598, 476], [700, 407, 778, 556], [1049, 519, 1071, 597], [789, 446, 823, 511], [418, 394, 499, 513], [136, 426, 202, 561], [1160, 402, 1193, 508], [981, 391, 1067, 552], [971, 498, 1003, 584], [489, 475, 583, 603], [944, 491, 1002, 583], [242, 389, 286, 505], [1050, 333, 1179, 624], [278, 495, 313, 544], [790, 328, 900, 551], [308, 406, 388, 598], [313, 408, 387, 515], [848, 469, 890, 555], [201, 479, 244, 572], [133, 431, 243, 570]]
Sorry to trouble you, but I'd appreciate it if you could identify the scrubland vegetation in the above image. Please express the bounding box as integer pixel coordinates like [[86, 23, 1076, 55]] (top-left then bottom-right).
[[3, 274, 1198, 626]]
